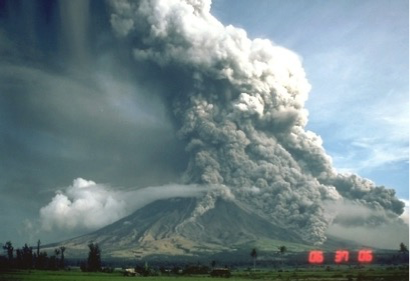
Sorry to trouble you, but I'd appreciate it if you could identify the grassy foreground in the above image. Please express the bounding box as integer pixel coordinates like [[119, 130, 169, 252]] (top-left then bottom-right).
[[0, 266, 408, 281]]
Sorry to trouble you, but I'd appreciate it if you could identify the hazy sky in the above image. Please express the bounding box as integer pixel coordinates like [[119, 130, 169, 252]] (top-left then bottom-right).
[[0, 0, 408, 246]]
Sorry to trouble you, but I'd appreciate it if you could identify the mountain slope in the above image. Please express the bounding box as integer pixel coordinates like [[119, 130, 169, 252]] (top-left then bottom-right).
[[53, 197, 309, 258]]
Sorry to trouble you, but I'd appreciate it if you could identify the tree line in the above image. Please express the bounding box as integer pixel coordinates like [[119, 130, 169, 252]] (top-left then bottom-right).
[[2, 240, 407, 272], [1, 240, 65, 270], [1, 240, 101, 272]]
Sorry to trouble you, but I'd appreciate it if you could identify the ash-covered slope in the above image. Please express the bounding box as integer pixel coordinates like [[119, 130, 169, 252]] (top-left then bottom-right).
[[54, 197, 305, 258]]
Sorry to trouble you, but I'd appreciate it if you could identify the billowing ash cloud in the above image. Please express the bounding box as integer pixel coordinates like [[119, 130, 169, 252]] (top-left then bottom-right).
[[399, 200, 409, 225], [40, 178, 207, 233], [324, 199, 408, 249], [107, 0, 405, 244]]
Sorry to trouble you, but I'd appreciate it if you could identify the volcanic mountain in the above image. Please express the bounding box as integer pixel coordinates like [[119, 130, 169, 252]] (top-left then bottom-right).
[[50, 197, 357, 259], [30, 0, 406, 259]]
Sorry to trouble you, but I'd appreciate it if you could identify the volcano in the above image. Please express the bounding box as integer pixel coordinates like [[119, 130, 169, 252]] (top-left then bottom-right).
[[49, 197, 357, 259], [16, 0, 405, 254]]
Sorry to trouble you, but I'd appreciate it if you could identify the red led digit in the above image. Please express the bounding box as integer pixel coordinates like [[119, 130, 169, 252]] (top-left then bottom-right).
[[308, 250, 324, 264], [334, 250, 349, 263], [358, 249, 373, 263]]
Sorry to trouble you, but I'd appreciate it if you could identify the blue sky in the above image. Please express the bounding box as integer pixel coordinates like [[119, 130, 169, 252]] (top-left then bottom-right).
[[212, 0, 409, 199]]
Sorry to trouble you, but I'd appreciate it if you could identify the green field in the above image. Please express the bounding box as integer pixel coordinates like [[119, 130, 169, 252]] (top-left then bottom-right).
[[1, 266, 408, 281]]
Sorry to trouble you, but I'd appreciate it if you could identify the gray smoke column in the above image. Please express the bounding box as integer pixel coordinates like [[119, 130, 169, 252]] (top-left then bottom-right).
[[108, 0, 404, 244]]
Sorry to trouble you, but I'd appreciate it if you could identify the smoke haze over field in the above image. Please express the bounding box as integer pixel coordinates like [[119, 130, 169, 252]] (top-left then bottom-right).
[[0, 0, 408, 248]]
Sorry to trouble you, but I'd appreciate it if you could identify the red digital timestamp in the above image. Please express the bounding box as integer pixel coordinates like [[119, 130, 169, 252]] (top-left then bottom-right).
[[308, 249, 373, 264], [308, 250, 324, 264], [357, 249, 373, 263], [334, 250, 349, 263]]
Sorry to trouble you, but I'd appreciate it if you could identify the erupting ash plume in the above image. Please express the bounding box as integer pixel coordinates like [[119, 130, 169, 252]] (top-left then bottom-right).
[[108, 0, 404, 244]]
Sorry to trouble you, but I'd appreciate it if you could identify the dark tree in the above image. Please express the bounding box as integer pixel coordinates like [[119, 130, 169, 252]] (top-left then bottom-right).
[[2, 241, 14, 261], [278, 245, 287, 254], [250, 248, 257, 269], [278, 245, 287, 267], [16, 248, 23, 267], [18, 244, 33, 269], [211, 260, 216, 268], [36, 240, 41, 257], [87, 243, 101, 272], [48, 255, 58, 270], [60, 246, 66, 268], [399, 242, 408, 254], [35, 251, 48, 270], [0, 255, 7, 270]]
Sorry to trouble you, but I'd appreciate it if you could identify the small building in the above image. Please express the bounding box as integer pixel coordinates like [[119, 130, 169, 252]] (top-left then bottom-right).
[[123, 268, 139, 276], [210, 268, 231, 278]]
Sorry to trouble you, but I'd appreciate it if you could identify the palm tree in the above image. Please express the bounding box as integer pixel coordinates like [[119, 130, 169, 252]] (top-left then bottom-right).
[[87, 243, 101, 272], [250, 248, 257, 270], [2, 241, 14, 261], [36, 240, 41, 257], [60, 246, 66, 268], [278, 246, 287, 267]]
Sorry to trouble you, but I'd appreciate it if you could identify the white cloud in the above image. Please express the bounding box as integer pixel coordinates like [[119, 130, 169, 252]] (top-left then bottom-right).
[[39, 178, 209, 233], [40, 178, 128, 231]]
